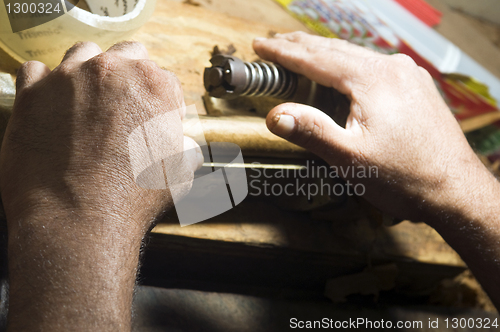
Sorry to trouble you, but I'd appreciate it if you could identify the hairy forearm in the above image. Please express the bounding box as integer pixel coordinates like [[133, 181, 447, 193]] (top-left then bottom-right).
[[0, 41, 194, 331], [427, 164, 500, 309], [253, 32, 500, 310], [6, 209, 144, 331]]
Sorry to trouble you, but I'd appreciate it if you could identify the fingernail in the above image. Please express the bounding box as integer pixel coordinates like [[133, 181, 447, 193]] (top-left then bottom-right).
[[270, 114, 295, 137], [254, 37, 267, 42]]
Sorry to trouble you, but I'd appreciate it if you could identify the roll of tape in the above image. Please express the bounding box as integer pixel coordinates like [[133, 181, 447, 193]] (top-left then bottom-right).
[[0, 0, 156, 68]]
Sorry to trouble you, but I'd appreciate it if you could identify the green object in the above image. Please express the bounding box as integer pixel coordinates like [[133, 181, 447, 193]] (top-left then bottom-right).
[[466, 125, 500, 156]]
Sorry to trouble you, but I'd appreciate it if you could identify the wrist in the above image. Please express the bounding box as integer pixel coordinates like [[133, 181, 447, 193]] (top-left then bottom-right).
[[4, 187, 150, 240], [424, 160, 500, 231], [1, 166, 167, 238], [6, 207, 143, 330]]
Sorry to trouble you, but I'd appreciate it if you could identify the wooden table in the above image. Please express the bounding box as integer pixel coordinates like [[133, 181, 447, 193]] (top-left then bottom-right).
[[1, 0, 499, 321], [129, 0, 480, 308]]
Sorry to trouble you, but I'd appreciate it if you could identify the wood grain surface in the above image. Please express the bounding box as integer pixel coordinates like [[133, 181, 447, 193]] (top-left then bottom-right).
[[131, 0, 309, 113]]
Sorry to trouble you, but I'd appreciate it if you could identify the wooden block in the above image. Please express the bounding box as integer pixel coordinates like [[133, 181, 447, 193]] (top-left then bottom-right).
[[152, 197, 464, 268]]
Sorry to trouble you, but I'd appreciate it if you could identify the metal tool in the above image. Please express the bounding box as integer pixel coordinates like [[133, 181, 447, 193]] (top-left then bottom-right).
[[204, 54, 298, 100], [204, 54, 351, 128]]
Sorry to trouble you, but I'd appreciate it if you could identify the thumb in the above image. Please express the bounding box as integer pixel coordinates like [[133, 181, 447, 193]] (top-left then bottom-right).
[[266, 102, 352, 162]]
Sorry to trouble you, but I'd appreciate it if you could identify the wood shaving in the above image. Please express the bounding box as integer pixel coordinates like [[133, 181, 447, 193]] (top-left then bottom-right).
[[211, 44, 237, 57]]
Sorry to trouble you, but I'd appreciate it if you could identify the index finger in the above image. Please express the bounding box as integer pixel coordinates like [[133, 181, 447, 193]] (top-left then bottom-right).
[[274, 32, 385, 58], [253, 36, 364, 95], [61, 41, 103, 65]]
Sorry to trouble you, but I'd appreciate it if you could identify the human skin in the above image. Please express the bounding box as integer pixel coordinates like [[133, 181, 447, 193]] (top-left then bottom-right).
[[0, 41, 202, 330], [254, 32, 500, 309], [2, 31, 500, 330]]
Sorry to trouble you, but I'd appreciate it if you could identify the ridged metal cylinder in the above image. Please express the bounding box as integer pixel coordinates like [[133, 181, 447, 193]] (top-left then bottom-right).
[[240, 61, 297, 99]]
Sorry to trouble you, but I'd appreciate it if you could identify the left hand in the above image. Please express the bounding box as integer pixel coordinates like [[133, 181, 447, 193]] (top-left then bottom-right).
[[0, 41, 203, 330], [1, 41, 202, 236]]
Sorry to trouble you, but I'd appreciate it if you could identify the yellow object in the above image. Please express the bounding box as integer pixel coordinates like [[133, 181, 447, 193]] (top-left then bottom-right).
[[446, 73, 498, 107]]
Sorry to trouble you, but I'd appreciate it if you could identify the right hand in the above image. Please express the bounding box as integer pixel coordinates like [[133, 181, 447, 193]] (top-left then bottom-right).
[[253, 32, 495, 224]]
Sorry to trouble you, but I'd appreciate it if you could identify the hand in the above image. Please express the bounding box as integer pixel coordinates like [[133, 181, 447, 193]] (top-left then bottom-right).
[[0, 41, 202, 330], [253, 32, 496, 224], [255, 33, 500, 309], [1, 41, 202, 234]]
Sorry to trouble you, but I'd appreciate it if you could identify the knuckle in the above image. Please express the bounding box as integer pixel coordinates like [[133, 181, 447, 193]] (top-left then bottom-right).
[[392, 66, 412, 82], [157, 67, 183, 94], [134, 42, 148, 55], [76, 41, 100, 51], [17, 60, 37, 74], [363, 56, 386, 72], [134, 59, 159, 76], [65, 41, 101, 58], [133, 60, 163, 89], [287, 31, 308, 42], [367, 55, 418, 83], [133, 62, 184, 110], [418, 66, 433, 81], [80, 53, 122, 79], [16, 61, 40, 90], [52, 61, 75, 79], [111, 41, 148, 54], [113, 40, 142, 48], [85, 52, 119, 75], [390, 53, 416, 66], [304, 45, 319, 55], [389, 55, 419, 81]]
